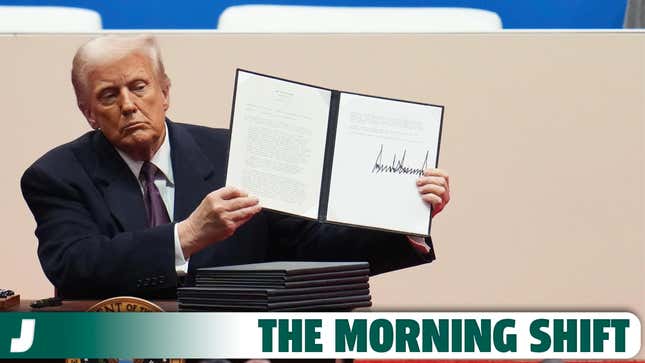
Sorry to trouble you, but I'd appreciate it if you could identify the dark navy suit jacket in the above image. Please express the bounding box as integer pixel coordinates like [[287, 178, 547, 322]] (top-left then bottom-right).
[[21, 120, 434, 299]]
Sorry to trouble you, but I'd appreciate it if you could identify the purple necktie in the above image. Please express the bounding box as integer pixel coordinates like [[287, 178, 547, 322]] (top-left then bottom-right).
[[140, 161, 170, 227]]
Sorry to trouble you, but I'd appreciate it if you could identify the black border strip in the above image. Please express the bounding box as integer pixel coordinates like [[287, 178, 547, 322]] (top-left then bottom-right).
[[223, 69, 241, 185], [427, 104, 445, 236], [317, 90, 340, 221]]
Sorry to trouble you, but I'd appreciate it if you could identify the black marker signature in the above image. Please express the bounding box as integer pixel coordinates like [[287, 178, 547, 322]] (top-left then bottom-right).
[[372, 144, 429, 176]]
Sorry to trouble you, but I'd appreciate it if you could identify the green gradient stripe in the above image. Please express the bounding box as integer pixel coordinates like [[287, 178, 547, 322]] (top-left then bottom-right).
[[0, 312, 242, 358]]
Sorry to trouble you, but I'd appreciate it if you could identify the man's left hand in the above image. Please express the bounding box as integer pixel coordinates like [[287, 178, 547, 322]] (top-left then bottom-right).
[[417, 168, 450, 217]]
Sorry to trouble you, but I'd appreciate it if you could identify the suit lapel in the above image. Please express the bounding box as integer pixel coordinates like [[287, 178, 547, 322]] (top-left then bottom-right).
[[84, 121, 220, 232], [89, 131, 148, 231], [168, 121, 218, 222]]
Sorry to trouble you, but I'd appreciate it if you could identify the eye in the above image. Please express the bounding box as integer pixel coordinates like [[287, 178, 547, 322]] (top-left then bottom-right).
[[98, 89, 117, 105], [131, 81, 148, 93]]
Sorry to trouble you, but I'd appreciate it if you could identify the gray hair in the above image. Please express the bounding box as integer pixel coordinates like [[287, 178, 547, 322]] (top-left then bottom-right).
[[71, 35, 170, 110]]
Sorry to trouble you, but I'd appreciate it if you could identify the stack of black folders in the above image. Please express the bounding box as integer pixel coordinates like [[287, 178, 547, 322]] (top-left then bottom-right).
[[177, 261, 371, 312]]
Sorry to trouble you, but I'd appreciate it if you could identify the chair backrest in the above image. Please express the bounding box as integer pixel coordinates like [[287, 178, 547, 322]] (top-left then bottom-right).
[[0, 6, 102, 33], [218, 5, 502, 32]]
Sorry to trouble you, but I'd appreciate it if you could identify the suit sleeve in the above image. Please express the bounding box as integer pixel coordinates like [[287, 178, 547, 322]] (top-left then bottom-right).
[[266, 213, 435, 275], [21, 164, 178, 298]]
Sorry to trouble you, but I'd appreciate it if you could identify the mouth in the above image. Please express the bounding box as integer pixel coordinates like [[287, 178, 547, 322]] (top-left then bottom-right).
[[121, 121, 148, 133]]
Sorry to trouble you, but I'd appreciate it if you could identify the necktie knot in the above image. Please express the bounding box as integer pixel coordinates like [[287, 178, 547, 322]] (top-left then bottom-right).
[[139, 161, 170, 227], [140, 161, 159, 183]]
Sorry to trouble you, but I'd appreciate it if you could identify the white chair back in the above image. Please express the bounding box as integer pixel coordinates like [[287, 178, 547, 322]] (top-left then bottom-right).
[[218, 5, 502, 32], [0, 6, 102, 33]]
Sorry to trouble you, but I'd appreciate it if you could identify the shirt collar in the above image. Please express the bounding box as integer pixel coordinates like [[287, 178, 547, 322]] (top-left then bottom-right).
[[114, 122, 174, 185]]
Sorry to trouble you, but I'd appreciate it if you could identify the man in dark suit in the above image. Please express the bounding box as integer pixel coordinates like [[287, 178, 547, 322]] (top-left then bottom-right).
[[21, 35, 451, 299]]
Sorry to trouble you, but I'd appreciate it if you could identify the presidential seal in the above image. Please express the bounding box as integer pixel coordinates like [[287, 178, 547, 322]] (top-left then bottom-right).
[[86, 296, 164, 312]]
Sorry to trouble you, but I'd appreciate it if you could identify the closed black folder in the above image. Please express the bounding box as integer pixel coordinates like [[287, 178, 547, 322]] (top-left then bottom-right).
[[193, 275, 368, 289], [179, 288, 369, 305], [178, 294, 371, 312], [179, 300, 372, 312], [196, 268, 369, 282], [178, 282, 369, 299], [196, 261, 369, 276]]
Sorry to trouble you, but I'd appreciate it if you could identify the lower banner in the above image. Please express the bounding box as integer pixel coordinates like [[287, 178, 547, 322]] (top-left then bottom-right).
[[0, 312, 640, 359]]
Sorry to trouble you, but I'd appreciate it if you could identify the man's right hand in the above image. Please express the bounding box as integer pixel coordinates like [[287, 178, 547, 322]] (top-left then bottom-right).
[[177, 186, 261, 259]]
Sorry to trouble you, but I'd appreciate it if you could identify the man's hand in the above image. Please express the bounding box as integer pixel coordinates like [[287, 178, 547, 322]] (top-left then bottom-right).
[[417, 168, 450, 217], [177, 186, 262, 258]]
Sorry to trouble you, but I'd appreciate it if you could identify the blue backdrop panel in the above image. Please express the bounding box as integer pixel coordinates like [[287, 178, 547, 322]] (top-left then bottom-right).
[[0, 0, 628, 29]]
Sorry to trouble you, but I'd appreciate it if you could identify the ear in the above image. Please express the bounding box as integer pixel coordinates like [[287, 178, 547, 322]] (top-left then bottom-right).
[[79, 102, 99, 130], [161, 81, 170, 112]]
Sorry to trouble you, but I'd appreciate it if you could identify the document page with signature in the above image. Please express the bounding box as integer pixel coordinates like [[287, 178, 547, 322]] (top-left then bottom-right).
[[326, 93, 443, 236], [226, 71, 331, 219]]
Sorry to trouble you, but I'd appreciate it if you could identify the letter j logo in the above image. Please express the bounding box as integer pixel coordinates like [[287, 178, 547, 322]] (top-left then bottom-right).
[[10, 319, 35, 353]]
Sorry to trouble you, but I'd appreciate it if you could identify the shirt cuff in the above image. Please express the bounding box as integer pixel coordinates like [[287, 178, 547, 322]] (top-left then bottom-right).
[[407, 235, 431, 254], [174, 223, 189, 276]]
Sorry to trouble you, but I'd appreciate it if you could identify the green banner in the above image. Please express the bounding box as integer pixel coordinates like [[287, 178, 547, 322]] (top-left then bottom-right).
[[0, 312, 640, 359]]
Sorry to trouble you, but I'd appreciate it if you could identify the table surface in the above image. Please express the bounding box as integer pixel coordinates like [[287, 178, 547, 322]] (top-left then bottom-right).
[[6, 299, 179, 312]]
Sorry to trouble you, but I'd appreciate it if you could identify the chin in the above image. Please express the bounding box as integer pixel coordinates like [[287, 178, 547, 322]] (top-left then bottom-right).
[[118, 131, 162, 159], [121, 133, 148, 146]]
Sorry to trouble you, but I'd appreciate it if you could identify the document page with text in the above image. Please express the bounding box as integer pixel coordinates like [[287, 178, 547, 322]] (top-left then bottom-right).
[[326, 93, 443, 236], [226, 71, 331, 219]]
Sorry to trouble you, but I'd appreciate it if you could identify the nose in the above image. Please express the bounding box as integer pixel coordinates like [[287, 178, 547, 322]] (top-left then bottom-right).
[[119, 89, 137, 116]]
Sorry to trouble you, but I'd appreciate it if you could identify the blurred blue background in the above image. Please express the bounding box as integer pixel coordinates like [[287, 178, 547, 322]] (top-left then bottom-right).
[[0, 0, 629, 29]]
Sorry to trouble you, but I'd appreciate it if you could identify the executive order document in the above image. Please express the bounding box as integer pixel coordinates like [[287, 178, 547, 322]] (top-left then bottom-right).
[[226, 70, 443, 236]]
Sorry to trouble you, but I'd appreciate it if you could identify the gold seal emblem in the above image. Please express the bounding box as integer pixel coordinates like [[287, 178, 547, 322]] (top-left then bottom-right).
[[86, 296, 164, 312], [66, 297, 184, 363]]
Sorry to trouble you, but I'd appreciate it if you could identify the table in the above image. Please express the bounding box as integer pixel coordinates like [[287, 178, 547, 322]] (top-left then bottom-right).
[[7, 299, 179, 312]]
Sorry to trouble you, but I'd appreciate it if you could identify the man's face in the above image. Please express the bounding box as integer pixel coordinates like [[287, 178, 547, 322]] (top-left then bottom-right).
[[84, 52, 169, 160]]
